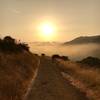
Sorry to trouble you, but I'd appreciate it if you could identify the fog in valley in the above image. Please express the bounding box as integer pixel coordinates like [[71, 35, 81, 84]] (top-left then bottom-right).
[[29, 43, 100, 61]]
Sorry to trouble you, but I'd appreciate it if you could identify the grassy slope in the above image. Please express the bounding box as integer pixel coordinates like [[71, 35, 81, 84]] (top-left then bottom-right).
[[0, 52, 39, 100], [58, 60, 100, 100]]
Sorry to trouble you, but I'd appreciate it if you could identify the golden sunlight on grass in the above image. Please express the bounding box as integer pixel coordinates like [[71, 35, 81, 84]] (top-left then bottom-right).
[[0, 52, 39, 100], [59, 60, 100, 100]]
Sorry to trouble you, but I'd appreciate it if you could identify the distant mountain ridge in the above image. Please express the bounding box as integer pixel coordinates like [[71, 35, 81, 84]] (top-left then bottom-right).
[[64, 35, 100, 45]]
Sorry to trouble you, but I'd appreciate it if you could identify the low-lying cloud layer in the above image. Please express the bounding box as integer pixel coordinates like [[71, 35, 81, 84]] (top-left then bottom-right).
[[29, 43, 100, 61]]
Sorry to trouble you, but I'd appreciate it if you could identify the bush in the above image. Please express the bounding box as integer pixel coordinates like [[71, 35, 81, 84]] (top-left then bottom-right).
[[79, 56, 100, 67], [60, 56, 69, 61], [41, 53, 45, 56], [18, 43, 29, 52], [52, 54, 69, 61], [52, 54, 60, 60], [0, 36, 29, 53]]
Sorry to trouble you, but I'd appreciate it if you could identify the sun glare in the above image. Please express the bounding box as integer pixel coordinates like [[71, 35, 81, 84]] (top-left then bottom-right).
[[38, 22, 56, 41], [40, 23, 54, 35]]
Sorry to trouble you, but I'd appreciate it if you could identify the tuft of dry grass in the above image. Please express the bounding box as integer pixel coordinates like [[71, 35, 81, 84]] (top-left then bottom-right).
[[58, 60, 100, 100], [0, 52, 39, 100]]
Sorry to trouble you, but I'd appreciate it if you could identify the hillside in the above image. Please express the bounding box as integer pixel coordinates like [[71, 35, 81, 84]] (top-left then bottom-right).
[[64, 35, 100, 45], [0, 36, 39, 100]]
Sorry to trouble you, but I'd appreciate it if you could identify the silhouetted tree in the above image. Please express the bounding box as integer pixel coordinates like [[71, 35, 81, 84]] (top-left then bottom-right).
[[0, 36, 29, 53], [3, 36, 15, 43]]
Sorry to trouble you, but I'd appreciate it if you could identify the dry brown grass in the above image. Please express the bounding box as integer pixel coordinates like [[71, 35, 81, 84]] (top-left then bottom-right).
[[0, 52, 39, 100], [58, 60, 100, 100]]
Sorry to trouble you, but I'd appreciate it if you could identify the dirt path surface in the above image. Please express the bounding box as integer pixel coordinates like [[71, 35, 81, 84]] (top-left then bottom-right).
[[26, 57, 89, 100]]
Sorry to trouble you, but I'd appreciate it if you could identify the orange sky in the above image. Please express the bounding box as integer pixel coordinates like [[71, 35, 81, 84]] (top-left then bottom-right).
[[0, 0, 100, 42]]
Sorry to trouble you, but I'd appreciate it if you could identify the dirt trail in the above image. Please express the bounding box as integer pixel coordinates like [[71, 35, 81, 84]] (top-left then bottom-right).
[[26, 57, 89, 100]]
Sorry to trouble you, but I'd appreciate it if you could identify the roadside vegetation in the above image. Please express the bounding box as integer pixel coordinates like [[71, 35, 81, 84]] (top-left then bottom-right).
[[0, 36, 39, 100], [58, 57, 100, 100], [52, 54, 69, 61], [0, 36, 29, 53]]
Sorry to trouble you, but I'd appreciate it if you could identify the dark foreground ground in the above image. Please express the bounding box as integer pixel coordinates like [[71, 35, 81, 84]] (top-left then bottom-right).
[[26, 56, 89, 100]]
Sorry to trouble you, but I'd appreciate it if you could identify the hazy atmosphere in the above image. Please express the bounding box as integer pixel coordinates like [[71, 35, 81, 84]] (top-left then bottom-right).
[[0, 0, 100, 100], [0, 0, 100, 42], [29, 43, 100, 60]]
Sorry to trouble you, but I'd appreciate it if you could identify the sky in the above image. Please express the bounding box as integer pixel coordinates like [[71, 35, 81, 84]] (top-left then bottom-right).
[[0, 0, 100, 42]]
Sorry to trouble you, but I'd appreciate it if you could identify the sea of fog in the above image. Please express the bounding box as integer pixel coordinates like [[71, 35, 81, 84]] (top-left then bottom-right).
[[29, 43, 100, 61]]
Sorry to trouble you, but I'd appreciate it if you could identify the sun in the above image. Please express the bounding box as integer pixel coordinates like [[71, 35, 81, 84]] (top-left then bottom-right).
[[37, 21, 57, 41], [40, 23, 54, 36], [42, 24, 54, 35]]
